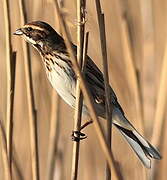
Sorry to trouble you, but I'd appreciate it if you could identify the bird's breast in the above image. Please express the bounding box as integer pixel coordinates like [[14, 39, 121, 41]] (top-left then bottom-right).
[[43, 54, 76, 108]]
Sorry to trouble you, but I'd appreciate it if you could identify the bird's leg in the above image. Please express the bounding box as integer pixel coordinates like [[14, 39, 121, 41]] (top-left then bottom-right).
[[71, 120, 93, 142], [79, 120, 93, 131]]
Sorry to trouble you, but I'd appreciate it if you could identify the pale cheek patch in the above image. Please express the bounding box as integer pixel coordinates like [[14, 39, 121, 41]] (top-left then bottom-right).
[[23, 34, 36, 44]]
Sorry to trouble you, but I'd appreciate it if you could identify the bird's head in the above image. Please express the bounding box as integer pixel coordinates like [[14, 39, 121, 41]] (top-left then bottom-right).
[[14, 21, 63, 50]]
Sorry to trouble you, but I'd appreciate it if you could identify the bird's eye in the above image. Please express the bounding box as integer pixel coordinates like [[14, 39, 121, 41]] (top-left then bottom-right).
[[27, 27, 33, 31]]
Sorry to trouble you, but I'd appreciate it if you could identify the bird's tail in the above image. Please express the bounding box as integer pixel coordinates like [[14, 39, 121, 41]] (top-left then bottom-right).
[[112, 108, 161, 168]]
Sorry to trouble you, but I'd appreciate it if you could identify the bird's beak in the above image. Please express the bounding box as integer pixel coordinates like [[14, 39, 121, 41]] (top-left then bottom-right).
[[13, 28, 23, 35]]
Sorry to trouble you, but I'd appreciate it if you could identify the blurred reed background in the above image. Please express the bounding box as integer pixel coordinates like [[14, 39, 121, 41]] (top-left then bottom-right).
[[0, 0, 167, 179]]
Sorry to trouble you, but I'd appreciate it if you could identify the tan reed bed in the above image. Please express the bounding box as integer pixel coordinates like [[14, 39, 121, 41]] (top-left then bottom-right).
[[1, 0, 167, 179]]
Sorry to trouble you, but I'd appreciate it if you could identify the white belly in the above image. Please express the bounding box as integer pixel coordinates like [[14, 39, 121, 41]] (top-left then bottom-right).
[[47, 69, 89, 116], [47, 65, 76, 108]]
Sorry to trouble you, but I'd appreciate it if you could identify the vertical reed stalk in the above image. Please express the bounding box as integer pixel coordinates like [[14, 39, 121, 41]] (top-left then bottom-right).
[[151, 43, 167, 146], [121, 17, 144, 133], [82, 32, 89, 70], [46, 92, 60, 180], [150, 41, 167, 179], [120, 17, 147, 180], [3, 1, 16, 176], [94, 1, 113, 179], [111, 1, 146, 178], [18, 0, 39, 179], [71, 1, 85, 179], [0, 120, 11, 180]]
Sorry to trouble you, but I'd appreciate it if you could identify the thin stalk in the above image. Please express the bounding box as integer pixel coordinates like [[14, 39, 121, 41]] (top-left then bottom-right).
[[151, 43, 167, 146], [114, 2, 147, 179], [151, 41, 167, 180], [121, 17, 148, 179], [148, 6, 166, 178], [11, 152, 24, 180], [112, 0, 144, 133], [8, 52, 16, 173], [120, 17, 144, 132], [3, 1, 16, 174], [18, 0, 39, 180], [0, 120, 11, 180], [71, 1, 85, 180], [46, 92, 60, 180], [82, 32, 89, 71], [94, 1, 113, 179], [53, 1, 119, 179]]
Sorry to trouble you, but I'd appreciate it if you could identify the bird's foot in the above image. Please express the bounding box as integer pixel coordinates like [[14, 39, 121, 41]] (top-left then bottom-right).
[[71, 130, 87, 142]]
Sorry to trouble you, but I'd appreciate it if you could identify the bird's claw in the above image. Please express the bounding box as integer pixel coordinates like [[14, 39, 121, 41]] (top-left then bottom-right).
[[71, 130, 87, 142]]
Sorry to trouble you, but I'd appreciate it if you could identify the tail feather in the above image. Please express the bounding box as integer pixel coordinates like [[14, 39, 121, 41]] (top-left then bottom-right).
[[115, 124, 161, 168], [112, 106, 161, 168], [133, 130, 161, 160]]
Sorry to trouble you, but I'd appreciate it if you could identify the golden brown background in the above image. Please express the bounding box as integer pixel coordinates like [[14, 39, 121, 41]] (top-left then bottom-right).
[[1, 0, 167, 179]]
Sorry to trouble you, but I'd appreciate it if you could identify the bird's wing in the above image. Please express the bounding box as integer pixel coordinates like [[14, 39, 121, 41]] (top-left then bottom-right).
[[84, 56, 125, 115], [70, 44, 124, 114]]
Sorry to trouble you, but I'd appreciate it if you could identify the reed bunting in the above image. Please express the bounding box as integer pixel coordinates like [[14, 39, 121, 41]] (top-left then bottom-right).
[[14, 21, 161, 168]]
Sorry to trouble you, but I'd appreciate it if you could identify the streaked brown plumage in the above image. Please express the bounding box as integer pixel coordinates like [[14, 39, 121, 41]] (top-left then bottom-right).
[[14, 21, 161, 168]]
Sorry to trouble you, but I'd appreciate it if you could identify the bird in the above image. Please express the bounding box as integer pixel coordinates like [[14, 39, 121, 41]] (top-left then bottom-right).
[[14, 21, 161, 168]]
